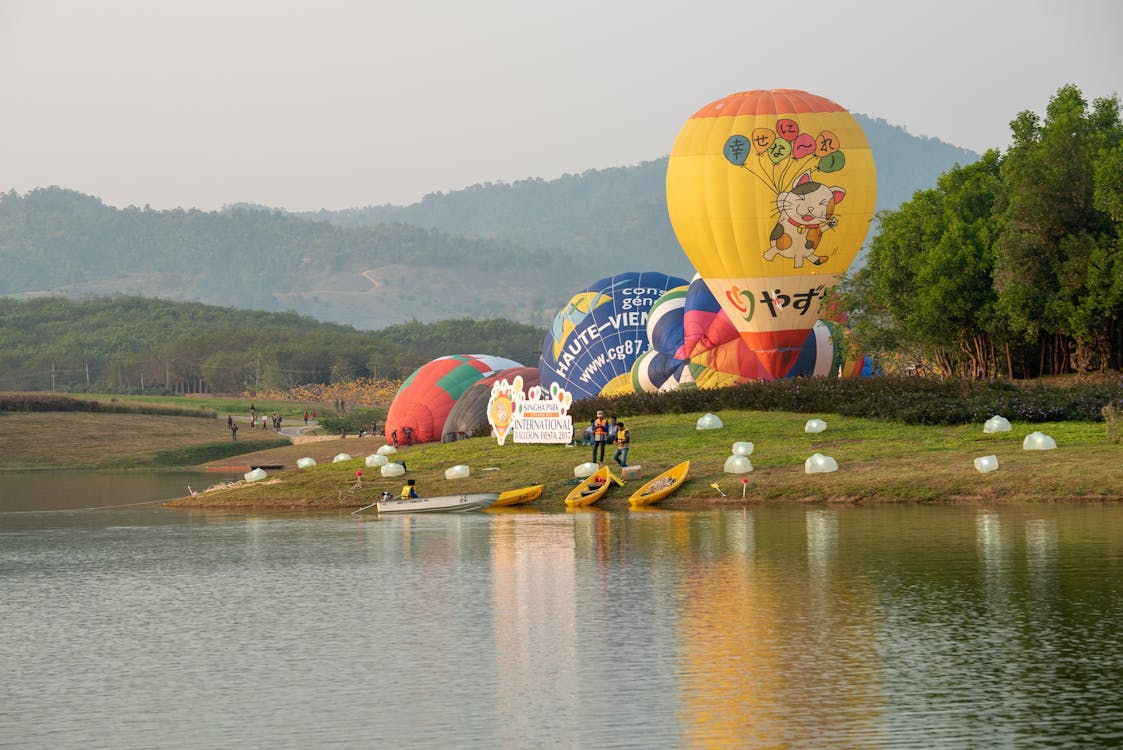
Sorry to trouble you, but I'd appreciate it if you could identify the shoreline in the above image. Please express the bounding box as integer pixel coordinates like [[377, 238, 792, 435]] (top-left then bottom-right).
[[6, 408, 1120, 510]]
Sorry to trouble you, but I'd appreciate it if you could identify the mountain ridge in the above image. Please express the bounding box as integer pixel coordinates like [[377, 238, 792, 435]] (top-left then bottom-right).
[[0, 114, 978, 330]]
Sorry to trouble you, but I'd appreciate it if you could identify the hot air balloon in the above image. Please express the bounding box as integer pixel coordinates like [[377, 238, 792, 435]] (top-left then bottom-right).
[[384, 354, 522, 445], [538, 271, 688, 400], [666, 89, 876, 379]]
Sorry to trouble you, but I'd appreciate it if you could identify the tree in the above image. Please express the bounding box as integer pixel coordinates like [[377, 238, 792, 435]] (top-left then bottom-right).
[[842, 152, 1003, 376], [993, 85, 1123, 372]]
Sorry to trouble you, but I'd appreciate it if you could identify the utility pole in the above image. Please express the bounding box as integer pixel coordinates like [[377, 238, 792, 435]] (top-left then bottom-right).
[[51, 362, 56, 392]]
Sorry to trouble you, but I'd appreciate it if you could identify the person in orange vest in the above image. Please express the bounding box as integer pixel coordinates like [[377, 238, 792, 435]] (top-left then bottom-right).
[[613, 421, 630, 467], [591, 410, 609, 463]]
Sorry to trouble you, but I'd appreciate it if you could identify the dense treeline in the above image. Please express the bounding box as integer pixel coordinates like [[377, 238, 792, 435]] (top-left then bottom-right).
[[0, 296, 545, 393], [843, 86, 1123, 377]]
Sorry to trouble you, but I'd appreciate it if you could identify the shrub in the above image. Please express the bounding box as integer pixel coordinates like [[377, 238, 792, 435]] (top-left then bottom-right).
[[1104, 404, 1123, 443], [316, 408, 384, 435], [571, 375, 1123, 426]]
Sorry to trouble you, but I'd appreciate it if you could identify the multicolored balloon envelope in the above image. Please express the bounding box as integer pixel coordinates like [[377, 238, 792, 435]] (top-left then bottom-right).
[[538, 271, 688, 400], [628, 275, 866, 393], [666, 89, 876, 379], [384, 354, 522, 444]]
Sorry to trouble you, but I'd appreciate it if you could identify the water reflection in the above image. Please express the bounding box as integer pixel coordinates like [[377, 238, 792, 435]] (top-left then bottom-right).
[[1025, 517, 1058, 583], [0, 469, 220, 512], [489, 513, 579, 745], [806, 507, 838, 582], [2, 504, 1121, 748]]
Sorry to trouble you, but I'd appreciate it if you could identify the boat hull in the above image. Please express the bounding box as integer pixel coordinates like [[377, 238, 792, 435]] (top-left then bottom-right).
[[377, 493, 499, 514], [628, 461, 690, 507], [565, 467, 613, 507], [492, 484, 544, 508]]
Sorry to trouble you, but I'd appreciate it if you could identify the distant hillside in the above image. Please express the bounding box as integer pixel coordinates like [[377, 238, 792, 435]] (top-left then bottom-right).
[[0, 116, 977, 329], [298, 115, 979, 274], [0, 189, 565, 328]]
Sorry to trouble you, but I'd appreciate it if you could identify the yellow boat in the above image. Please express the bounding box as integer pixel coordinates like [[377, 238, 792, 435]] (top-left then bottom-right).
[[491, 484, 544, 508], [628, 460, 690, 507], [564, 466, 618, 508]]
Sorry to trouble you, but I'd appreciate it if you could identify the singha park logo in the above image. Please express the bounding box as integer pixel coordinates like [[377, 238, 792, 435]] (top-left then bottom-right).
[[724, 120, 848, 270], [487, 377, 574, 446]]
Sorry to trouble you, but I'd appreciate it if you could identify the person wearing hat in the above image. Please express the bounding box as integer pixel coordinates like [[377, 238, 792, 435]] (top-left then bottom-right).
[[591, 410, 610, 463]]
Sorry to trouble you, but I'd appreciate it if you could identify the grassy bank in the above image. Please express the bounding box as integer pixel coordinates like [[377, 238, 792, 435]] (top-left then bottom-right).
[[5, 388, 1119, 508], [0, 411, 288, 470], [167, 409, 1122, 510]]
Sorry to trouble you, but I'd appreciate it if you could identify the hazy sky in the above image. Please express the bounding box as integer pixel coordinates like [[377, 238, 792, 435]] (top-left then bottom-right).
[[2, 0, 1119, 212]]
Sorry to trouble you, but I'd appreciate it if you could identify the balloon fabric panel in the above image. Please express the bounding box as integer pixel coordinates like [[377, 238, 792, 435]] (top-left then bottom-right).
[[538, 271, 688, 400]]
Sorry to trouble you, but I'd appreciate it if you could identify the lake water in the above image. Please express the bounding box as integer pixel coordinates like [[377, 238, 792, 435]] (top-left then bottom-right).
[[2, 476, 1122, 748]]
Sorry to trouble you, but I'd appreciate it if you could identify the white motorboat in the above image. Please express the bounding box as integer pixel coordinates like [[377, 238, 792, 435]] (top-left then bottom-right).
[[375, 492, 499, 514]]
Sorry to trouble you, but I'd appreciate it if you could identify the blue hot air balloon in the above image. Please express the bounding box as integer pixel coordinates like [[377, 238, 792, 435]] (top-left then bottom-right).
[[538, 272, 689, 400]]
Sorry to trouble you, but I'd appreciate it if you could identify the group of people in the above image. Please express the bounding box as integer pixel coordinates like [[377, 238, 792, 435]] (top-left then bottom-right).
[[585, 410, 630, 467], [248, 410, 284, 431]]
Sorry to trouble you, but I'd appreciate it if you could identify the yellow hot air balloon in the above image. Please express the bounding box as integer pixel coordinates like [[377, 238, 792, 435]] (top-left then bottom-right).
[[666, 89, 876, 379]]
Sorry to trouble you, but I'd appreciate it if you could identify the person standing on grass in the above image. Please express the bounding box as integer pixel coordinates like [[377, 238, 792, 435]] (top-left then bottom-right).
[[613, 421, 630, 467], [591, 410, 609, 463]]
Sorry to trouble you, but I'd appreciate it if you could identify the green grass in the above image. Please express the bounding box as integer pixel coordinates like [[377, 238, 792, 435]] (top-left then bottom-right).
[[168, 409, 1123, 510], [9, 390, 1118, 508], [60, 393, 317, 420]]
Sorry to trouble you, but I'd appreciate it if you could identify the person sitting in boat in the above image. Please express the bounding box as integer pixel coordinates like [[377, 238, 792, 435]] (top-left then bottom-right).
[[400, 478, 419, 499]]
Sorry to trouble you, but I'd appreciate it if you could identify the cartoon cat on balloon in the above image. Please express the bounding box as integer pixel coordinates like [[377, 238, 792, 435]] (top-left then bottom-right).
[[721, 123, 849, 270], [763, 170, 846, 269]]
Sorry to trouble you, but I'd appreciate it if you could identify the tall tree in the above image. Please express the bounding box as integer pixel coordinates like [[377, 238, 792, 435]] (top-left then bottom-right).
[[993, 85, 1122, 372], [843, 152, 1003, 376]]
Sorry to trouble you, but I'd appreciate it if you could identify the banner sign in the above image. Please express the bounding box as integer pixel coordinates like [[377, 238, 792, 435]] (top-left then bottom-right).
[[487, 376, 573, 446]]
